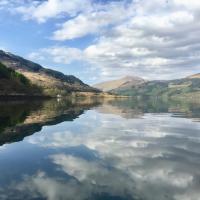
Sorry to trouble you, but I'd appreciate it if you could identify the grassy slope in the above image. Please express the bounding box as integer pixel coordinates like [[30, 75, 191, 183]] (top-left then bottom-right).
[[0, 50, 99, 96], [113, 78, 200, 102], [93, 76, 145, 92], [0, 62, 42, 96]]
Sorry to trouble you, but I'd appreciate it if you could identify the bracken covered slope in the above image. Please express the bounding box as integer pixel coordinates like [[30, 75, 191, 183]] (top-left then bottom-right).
[[0, 62, 42, 96], [93, 76, 145, 92], [0, 50, 99, 97]]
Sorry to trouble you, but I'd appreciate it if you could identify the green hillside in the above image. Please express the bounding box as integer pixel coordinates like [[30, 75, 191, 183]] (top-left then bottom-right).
[[0, 50, 99, 97], [112, 78, 200, 102], [0, 62, 29, 84], [0, 62, 42, 96]]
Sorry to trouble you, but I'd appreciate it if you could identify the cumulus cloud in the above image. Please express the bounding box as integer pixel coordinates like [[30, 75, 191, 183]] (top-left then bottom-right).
[[5, 0, 200, 80], [81, 0, 200, 79], [28, 46, 83, 64], [53, 2, 130, 40], [15, 0, 92, 23]]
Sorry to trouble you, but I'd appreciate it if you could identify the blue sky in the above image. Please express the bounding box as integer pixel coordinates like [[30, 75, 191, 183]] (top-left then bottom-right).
[[0, 0, 200, 84]]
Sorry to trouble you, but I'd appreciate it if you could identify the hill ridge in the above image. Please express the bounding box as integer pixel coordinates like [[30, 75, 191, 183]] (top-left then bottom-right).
[[0, 50, 99, 96], [93, 76, 145, 92]]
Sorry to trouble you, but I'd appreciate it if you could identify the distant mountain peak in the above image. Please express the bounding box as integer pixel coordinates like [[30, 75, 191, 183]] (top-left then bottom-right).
[[123, 75, 142, 79], [187, 73, 200, 79], [93, 76, 145, 92]]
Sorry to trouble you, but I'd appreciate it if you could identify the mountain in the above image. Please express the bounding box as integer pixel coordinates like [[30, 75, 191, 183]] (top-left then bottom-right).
[[93, 76, 145, 92], [187, 73, 200, 79], [111, 75, 200, 102], [0, 50, 99, 97], [0, 62, 42, 96]]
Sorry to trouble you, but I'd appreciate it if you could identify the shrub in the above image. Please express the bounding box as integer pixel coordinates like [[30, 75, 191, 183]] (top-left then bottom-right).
[[0, 62, 29, 85]]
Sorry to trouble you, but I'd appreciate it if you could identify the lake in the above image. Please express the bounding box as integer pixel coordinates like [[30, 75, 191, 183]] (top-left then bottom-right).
[[0, 98, 200, 200]]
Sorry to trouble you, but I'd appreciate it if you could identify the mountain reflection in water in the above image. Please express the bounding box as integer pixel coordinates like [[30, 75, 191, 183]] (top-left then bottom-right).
[[0, 97, 199, 200]]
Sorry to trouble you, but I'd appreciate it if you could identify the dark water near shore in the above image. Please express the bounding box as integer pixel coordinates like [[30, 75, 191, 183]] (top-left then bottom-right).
[[0, 98, 200, 200]]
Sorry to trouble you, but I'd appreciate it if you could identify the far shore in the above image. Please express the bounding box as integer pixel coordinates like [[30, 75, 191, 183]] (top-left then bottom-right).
[[0, 92, 130, 101]]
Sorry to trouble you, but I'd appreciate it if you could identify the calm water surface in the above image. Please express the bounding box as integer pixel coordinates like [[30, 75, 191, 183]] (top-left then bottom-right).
[[0, 98, 200, 200]]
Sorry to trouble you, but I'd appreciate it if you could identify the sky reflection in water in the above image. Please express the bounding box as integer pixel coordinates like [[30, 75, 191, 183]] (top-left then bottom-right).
[[0, 99, 199, 200]]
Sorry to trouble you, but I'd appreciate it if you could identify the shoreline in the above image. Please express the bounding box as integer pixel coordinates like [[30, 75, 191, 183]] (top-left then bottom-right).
[[0, 95, 52, 101], [0, 92, 129, 101]]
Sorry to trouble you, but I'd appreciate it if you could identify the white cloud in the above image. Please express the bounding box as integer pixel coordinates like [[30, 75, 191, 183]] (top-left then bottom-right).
[[173, 0, 200, 10], [28, 46, 83, 64], [15, 0, 92, 23], [53, 2, 130, 40], [22, 0, 200, 80]]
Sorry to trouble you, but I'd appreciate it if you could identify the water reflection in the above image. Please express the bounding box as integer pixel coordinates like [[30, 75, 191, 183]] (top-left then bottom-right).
[[0, 98, 199, 200], [0, 99, 100, 145]]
